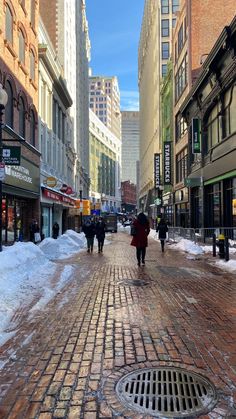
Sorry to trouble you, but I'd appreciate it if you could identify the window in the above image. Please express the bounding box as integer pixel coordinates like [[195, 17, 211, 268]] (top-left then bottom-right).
[[205, 104, 221, 152], [178, 24, 184, 55], [162, 42, 169, 59], [5, 5, 13, 44], [161, 19, 169, 37], [162, 64, 167, 77], [30, 110, 36, 146], [5, 81, 14, 128], [176, 113, 187, 141], [175, 54, 188, 101], [30, 0, 35, 28], [161, 0, 169, 14], [223, 84, 236, 138], [19, 30, 25, 64], [176, 149, 188, 183], [30, 50, 35, 80], [172, 0, 179, 13], [172, 18, 176, 28], [19, 97, 25, 137]]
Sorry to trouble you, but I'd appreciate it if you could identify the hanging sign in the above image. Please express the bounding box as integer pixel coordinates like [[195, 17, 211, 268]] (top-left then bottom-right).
[[163, 142, 171, 185], [192, 118, 201, 153], [154, 153, 161, 189]]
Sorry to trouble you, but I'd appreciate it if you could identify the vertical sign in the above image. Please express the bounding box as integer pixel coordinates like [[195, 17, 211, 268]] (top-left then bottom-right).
[[154, 153, 161, 189], [164, 142, 171, 184], [192, 118, 201, 153]]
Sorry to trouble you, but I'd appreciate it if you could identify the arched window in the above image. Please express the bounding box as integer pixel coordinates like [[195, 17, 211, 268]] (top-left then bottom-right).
[[30, 0, 35, 28], [5, 81, 14, 128], [19, 97, 25, 138], [19, 29, 25, 64], [30, 110, 36, 146], [30, 49, 35, 80], [5, 5, 13, 44]]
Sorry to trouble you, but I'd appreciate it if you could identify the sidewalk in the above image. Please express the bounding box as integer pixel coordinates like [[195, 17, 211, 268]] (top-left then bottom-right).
[[0, 232, 236, 418]]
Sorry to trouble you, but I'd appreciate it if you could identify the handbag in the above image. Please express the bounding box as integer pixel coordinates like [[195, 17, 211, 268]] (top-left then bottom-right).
[[34, 232, 41, 243], [130, 224, 137, 236]]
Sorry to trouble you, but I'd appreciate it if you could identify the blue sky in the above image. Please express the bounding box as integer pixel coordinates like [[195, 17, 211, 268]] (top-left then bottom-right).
[[86, 0, 144, 111]]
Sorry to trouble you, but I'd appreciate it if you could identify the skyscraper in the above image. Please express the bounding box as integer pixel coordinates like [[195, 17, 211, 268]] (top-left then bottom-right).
[[121, 111, 139, 185], [89, 75, 121, 139]]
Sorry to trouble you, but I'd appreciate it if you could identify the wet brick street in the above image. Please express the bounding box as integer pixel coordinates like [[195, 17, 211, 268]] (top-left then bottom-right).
[[0, 232, 236, 418]]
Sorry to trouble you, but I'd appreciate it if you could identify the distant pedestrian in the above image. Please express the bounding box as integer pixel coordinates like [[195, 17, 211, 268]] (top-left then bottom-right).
[[52, 222, 60, 239], [131, 212, 150, 267], [29, 220, 40, 243], [156, 218, 168, 252], [82, 218, 96, 253], [95, 217, 106, 253]]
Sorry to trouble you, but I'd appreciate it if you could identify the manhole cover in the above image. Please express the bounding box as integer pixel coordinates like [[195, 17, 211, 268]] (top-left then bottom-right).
[[116, 367, 217, 418], [117, 279, 149, 287]]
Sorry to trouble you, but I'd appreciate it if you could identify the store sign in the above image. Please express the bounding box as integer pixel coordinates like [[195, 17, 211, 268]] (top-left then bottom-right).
[[2, 146, 21, 166], [4, 157, 40, 194], [44, 176, 57, 188], [184, 177, 202, 187], [163, 142, 171, 185], [192, 118, 201, 153], [43, 189, 75, 206], [154, 153, 161, 188]]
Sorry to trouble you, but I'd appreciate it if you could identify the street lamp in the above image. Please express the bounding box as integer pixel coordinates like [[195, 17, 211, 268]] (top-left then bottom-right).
[[0, 84, 8, 252]]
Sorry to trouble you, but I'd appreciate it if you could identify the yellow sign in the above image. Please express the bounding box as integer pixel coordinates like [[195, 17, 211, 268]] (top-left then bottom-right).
[[75, 199, 91, 215], [233, 199, 236, 216], [44, 176, 57, 188]]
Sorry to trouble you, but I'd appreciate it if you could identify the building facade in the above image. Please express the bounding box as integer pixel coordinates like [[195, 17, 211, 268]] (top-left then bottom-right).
[[173, 0, 236, 227], [38, 19, 76, 239], [89, 75, 121, 140], [121, 111, 139, 185], [0, 0, 40, 244], [89, 110, 121, 213], [121, 181, 137, 214], [180, 17, 236, 234], [160, 0, 179, 78]]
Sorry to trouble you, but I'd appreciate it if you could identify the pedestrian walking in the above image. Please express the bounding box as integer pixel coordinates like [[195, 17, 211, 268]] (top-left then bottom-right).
[[130, 212, 150, 266], [95, 217, 106, 253], [156, 218, 168, 252], [52, 222, 60, 239], [29, 220, 41, 243], [82, 218, 96, 253]]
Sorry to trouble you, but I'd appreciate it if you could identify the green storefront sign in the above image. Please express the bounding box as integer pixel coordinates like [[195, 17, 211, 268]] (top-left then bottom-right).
[[4, 156, 40, 194], [192, 118, 201, 153], [2, 146, 21, 165]]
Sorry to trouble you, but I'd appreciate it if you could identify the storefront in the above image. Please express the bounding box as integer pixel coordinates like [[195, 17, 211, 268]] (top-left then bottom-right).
[[2, 154, 40, 244], [174, 187, 189, 227], [162, 192, 174, 226], [41, 187, 76, 238]]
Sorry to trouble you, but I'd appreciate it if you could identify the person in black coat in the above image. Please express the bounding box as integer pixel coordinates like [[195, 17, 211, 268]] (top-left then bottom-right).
[[156, 218, 168, 252], [29, 220, 40, 243], [95, 217, 106, 253], [82, 218, 96, 253], [52, 222, 60, 239]]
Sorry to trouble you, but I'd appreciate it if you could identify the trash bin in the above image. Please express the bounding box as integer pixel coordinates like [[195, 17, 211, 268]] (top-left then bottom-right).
[[218, 234, 225, 259]]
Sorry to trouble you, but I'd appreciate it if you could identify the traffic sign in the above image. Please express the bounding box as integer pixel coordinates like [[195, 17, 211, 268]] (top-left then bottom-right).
[[0, 162, 6, 181], [2, 146, 21, 165]]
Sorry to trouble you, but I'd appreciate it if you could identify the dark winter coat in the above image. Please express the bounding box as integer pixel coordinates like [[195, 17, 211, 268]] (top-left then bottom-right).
[[95, 221, 106, 241], [52, 222, 59, 239], [131, 218, 150, 248], [156, 221, 168, 239], [82, 222, 96, 238]]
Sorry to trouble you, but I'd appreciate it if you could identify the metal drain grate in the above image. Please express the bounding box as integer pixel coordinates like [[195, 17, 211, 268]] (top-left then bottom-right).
[[116, 367, 217, 418], [117, 279, 149, 287]]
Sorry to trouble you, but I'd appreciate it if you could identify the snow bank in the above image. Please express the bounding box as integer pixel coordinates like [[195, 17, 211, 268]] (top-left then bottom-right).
[[118, 222, 130, 234], [215, 259, 236, 273], [39, 230, 86, 260]]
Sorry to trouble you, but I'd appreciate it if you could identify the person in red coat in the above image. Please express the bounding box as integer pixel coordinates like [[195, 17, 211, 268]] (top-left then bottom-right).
[[131, 212, 150, 266]]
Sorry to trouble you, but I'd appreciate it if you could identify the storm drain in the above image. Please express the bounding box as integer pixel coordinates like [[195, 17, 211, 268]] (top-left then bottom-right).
[[117, 279, 149, 287], [116, 367, 217, 418]]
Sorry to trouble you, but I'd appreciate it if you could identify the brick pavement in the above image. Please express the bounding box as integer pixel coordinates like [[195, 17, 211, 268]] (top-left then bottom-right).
[[0, 232, 236, 418]]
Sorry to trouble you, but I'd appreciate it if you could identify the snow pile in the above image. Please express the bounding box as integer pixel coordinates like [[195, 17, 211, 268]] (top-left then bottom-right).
[[118, 222, 130, 234], [0, 242, 57, 347], [39, 230, 86, 260], [171, 238, 204, 255], [215, 259, 236, 273]]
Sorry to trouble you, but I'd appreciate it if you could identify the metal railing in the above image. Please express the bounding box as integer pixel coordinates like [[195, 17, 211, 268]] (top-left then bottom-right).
[[168, 227, 236, 247]]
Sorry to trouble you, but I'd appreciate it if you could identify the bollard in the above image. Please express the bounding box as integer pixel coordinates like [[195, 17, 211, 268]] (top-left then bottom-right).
[[225, 236, 229, 262], [218, 234, 225, 259], [212, 233, 216, 257]]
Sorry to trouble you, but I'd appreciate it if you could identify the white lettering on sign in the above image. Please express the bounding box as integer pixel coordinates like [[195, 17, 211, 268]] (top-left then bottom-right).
[[164, 142, 171, 185], [5, 165, 33, 184]]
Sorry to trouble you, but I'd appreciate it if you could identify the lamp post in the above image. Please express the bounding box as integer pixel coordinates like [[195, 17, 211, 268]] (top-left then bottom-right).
[[0, 84, 8, 252]]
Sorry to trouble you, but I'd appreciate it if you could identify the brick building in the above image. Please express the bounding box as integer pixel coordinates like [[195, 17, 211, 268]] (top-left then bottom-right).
[[121, 181, 137, 213], [173, 0, 236, 227], [0, 0, 40, 244]]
